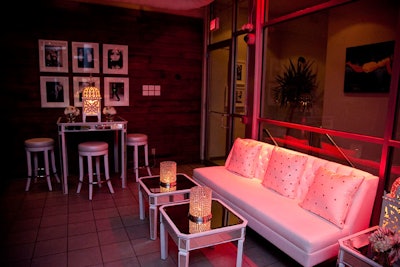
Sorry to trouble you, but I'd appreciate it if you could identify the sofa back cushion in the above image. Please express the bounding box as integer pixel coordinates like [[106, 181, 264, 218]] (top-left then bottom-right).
[[253, 142, 275, 180], [299, 166, 365, 228], [262, 147, 308, 198], [225, 138, 262, 178]]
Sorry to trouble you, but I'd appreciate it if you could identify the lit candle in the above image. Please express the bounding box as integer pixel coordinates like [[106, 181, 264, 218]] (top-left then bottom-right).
[[159, 161, 177, 191], [188, 186, 212, 233]]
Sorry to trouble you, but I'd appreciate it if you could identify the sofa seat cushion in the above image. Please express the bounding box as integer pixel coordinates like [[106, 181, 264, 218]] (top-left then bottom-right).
[[194, 166, 349, 254]]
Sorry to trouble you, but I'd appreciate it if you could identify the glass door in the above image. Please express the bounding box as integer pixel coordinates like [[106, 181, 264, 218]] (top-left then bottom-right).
[[204, 0, 249, 165], [205, 46, 231, 165], [205, 43, 247, 165]]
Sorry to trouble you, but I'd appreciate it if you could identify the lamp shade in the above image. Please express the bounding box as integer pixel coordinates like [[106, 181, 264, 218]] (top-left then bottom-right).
[[82, 85, 102, 122], [188, 186, 212, 233]]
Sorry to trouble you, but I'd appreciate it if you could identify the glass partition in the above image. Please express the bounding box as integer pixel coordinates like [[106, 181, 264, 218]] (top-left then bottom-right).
[[261, 0, 397, 137], [259, 121, 381, 177]]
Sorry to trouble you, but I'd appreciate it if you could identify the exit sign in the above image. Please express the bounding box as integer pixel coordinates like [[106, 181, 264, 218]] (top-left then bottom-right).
[[210, 18, 219, 31]]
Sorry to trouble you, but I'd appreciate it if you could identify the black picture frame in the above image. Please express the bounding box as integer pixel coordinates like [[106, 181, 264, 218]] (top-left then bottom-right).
[[344, 40, 394, 93]]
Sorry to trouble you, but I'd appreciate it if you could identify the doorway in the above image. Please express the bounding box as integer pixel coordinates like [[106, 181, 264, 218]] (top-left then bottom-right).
[[204, 42, 247, 166]]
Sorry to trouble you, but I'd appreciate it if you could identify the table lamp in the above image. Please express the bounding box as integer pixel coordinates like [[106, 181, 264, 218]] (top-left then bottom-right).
[[380, 177, 400, 234], [82, 85, 102, 122], [188, 185, 212, 233], [159, 161, 177, 192]]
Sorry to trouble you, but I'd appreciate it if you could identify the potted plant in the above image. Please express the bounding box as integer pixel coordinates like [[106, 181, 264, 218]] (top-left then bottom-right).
[[272, 56, 318, 120]]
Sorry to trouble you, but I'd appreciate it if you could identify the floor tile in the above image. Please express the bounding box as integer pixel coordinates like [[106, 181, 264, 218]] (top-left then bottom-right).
[[37, 224, 68, 241], [100, 241, 136, 263], [68, 232, 99, 250], [98, 228, 129, 245], [67, 246, 103, 267], [34, 237, 67, 258]]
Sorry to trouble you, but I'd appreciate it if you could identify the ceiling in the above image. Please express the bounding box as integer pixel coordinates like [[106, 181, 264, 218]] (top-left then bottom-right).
[[71, 0, 215, 17]]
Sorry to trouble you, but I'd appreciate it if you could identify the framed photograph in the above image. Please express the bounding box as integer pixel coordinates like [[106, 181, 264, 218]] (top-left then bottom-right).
[[235, 86, 245, 107], [72, 42, 100, 73], [344, 40, 394, 93], [73, 76, 100, 107], [103, 44, 128, 75], [236, 60, 246, 85], [38, 39, 68, 73], [104, 77, 129, 106], [40, 76, 70, 108]]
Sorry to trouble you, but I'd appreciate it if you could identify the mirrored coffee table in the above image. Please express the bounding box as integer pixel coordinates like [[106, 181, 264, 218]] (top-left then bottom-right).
[[159, 198, 248, 267], [138, 173, 200, 240], [338, 226, 400, 267]]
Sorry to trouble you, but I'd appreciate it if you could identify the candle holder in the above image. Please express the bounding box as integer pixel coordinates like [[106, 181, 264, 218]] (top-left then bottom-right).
[[159, 161, 177, 191], [188, 186, 212, 233]]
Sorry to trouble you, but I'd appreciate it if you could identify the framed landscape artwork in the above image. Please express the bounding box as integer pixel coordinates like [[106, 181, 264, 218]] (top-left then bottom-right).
[[40, 76, 70, 108], [344, 40, 394, 93], [104, 77, 129, 106], [38, 39, 69, 73]]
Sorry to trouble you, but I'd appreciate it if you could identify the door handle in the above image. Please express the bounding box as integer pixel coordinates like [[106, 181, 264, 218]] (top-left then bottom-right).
[[220, 114, 229, 129]]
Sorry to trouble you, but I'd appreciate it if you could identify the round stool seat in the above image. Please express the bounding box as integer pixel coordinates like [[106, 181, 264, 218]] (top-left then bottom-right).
[[127, 133, 148, 146], [77, 141, 114, 200], [127, 133, 152, 182], [78, 141, 109, 152], [24, 137, 60, 191], [25, 138, 54, 148]]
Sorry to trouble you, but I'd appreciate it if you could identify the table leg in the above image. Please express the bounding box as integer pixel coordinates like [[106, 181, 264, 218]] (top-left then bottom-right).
[[160, 214, 168, 260], [178, 250, 189, 267], [114, 130, 119, 173], [121, 127, 126, 188], [139, 185, 145, 220], [337, 250, 345, 267], [60, 130, 68, 194], [236, 237, 245, 267], [149, 203, 158, 240]]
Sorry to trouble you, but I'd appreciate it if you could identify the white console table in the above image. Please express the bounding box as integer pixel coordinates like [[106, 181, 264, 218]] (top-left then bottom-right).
[[57, 116, 127, 194]]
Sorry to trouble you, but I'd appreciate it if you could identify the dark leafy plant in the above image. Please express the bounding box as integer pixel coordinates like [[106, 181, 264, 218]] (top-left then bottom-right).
[[273, 57, 317, 112]]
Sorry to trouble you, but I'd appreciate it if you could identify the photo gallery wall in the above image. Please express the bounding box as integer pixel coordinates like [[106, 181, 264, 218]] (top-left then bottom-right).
[[38, 39, 129, 108]]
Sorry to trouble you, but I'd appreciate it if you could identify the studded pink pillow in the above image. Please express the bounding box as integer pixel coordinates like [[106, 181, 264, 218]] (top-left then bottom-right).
[[225, 138, 262, 178], [262, 147, 307, 198], [299, 167, 365, 228]]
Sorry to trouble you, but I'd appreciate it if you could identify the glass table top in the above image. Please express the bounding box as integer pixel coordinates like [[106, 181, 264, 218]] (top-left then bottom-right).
[[162, 199, 244, 235], [141, 174, 197, 193]]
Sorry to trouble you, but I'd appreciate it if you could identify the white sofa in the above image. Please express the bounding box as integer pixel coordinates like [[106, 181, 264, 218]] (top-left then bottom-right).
[[193, 138, 379, 267]]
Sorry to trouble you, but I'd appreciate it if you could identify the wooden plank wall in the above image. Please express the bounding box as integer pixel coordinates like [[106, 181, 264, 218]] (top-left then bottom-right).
[[3, 1, 203, 179]]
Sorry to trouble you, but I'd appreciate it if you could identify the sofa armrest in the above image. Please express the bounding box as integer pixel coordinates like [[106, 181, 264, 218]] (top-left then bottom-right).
[[344, 175, 379, 233]]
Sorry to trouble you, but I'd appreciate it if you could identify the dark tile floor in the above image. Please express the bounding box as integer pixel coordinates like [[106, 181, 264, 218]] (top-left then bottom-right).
[[0, 163, 337, 267]]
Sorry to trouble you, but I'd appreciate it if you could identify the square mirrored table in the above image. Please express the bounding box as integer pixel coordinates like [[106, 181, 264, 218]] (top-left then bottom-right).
[[138, 173, 200, 240], [159, 198, 248, 267], [338, 226, 400, 267]]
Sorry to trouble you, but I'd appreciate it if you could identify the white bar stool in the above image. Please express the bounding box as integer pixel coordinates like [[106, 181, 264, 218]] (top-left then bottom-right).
[[127, 133, 152, 182], [77, 141, 115, 200], [25, 137, 60, 191]]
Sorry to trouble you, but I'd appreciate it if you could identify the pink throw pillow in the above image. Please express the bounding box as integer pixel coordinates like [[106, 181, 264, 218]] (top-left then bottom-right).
[[262, 147, 307, 198], [299, 166, 365, 228], [225, 138, 262, 178]]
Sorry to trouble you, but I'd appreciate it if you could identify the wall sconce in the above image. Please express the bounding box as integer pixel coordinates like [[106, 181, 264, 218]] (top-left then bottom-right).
[[159, 161, 177, 192], [188, 186, 212, 233], [82, 85, 102, 122]]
